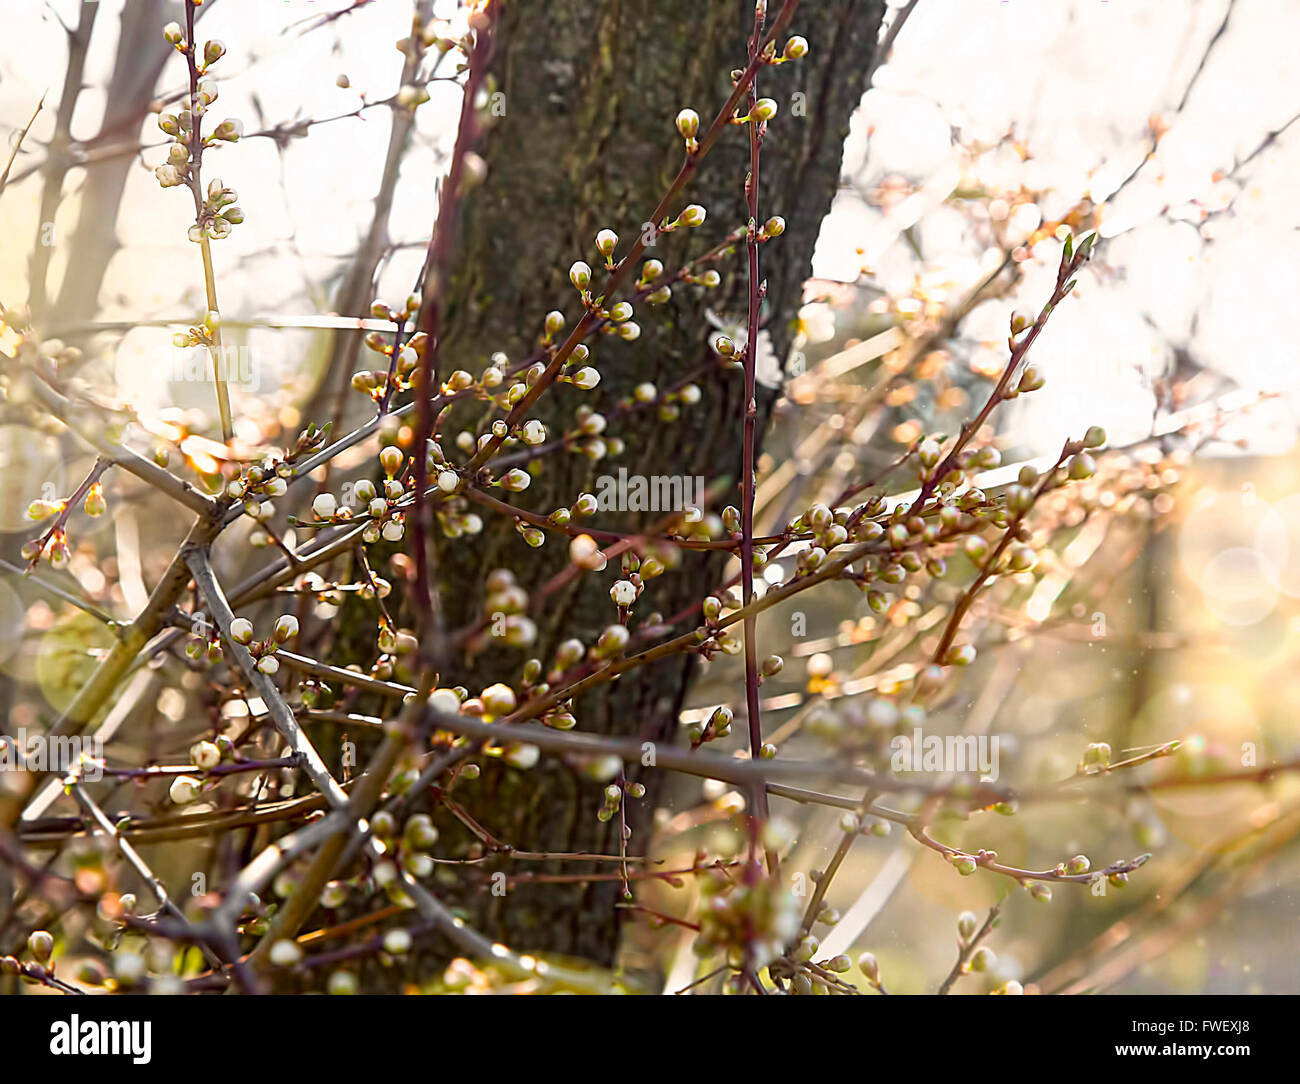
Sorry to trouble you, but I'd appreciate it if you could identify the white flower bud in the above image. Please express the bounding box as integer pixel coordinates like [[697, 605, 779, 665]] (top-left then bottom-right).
[[169, 775, 201, 805], [500, 468, 531, 492], [569, 261, 592, 289], [610, 580, 637, 607], [190, 741, 221, 771], [327, 971, 358, 995], [481, 683, 517, 716], [677, 204, 707, 228], [428, 688, 461, 716], [229, 618, 254, 645], [382, 929, 412, 955], [269, 940, 302, 967], [504, 743, 539, 770]]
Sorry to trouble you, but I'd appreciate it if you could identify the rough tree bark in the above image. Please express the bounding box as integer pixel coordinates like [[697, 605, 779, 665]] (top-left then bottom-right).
[[321, 0, 885, 990]]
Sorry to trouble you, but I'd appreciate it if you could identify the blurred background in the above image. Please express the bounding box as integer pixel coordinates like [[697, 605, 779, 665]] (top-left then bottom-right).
[[2, 0, 1299, 992]]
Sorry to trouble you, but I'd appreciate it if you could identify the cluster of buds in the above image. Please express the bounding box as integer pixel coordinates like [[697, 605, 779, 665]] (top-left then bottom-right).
[[309, 474, 407, 544], [561, 405, 625, 461], [172, 307, 223, 354], [189, 178, 243, 243], [482, 568, 538, 648], [689, 705, 733, 748], [760, 35, 810, 65], [167, 737, 232, 805], [184, 619, 224, 666], [353, 327, 428, 402], [20, 526, 68, 568], [374, 619, 418, 664], [227, 613, 298, 675], [609, 551, 660, 611], [694, 866, 801, 973], [595, 779, 634, 826], [554, 343, 601, 392], [155, 24, 242, 202], [772, 932, 867, 996], [352, 466, 408, 545], [364, 810, 441, 884], [227, 454, 293, 520], [635, 254, 693, 305], [23, 466, 111, 568], [26, 485, 104, 527]]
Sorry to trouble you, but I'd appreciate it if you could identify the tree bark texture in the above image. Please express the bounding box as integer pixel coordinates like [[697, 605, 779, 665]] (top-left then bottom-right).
[[314, 0, 886, 989]]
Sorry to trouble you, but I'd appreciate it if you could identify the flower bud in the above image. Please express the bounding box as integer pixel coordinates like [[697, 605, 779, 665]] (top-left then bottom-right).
[[28, 931, 54, 965], [596, 624, 630, 655], [1068, 452, 1096, 480], [481, 682, 518, 716], [569, 261, 592, 290], [229, 618, 254, 645], [328, 970, 358, 995], [945, 644, 977, 667], [212, 118, 243, 142], [677, 204, 707, 228], [383, 929, 412, 955], [269, 940, 302, 967], [675, 108, 700, 138], [191, 741, 221, 770], [500, 468, 531, 492]]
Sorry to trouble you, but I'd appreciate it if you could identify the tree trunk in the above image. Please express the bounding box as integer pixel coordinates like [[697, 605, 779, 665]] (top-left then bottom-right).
[[322, 0, 885, 990]]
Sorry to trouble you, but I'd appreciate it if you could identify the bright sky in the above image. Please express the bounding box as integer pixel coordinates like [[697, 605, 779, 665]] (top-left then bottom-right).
[[2, 0, 1298, 456]]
